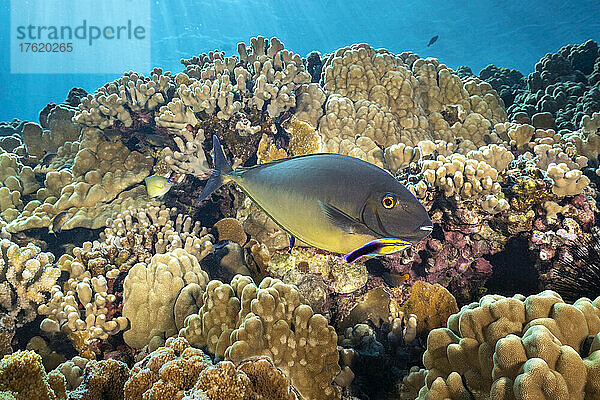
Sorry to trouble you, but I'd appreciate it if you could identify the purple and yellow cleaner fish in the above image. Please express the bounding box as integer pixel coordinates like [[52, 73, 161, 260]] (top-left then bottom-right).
[[198, 136, 433, 261], [344, 238, 413, 264]]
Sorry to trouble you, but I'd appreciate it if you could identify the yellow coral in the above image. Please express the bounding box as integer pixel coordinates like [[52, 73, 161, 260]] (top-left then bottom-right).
[[0, 350, 65, 400]]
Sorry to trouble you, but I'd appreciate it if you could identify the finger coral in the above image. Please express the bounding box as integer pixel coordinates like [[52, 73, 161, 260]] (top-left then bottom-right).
[[180, 275, 341, 400], [409, 290, 600, 400], [0, 238, 59, 328], [74, 69, 174, 130]]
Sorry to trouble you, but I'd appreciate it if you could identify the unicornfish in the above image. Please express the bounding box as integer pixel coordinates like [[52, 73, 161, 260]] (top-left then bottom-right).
[[198, 136, 433, 262]]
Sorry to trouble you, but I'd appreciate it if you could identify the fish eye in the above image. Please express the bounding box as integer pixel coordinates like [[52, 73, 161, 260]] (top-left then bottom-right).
[[382, 194, 395, 209]]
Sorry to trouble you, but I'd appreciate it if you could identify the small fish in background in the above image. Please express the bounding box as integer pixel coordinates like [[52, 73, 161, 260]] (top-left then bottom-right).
[[40, 152, 58, 167], [145, 175, 173, 198], [143, 133, 174, 148], [344, 238, 414, 264], [427, 35, 439, 47], [102, 128, 122, 142], [49, 211, 69, 234], [382, 272, 411, 287]]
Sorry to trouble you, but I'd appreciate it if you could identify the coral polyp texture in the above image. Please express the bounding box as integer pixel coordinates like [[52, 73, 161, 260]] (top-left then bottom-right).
[[407, 290, 600, 400], [318, 43, 506, 166], [179, 275, 341, 400], [123, 336, 299, 400], [6, 128, 154, 233], [2, 35, 600, 400], [0, 238, 59, 328]]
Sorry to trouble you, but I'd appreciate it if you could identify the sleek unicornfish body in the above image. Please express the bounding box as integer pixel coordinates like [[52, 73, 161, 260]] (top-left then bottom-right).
[[198, 136, 433, 258]]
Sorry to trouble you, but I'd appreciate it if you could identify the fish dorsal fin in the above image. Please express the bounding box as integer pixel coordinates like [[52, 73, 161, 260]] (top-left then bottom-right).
[[318, 201, 373, 236]]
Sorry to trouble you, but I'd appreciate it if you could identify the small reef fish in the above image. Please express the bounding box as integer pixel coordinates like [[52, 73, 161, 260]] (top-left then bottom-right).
[[198, 136, 433, 259], [49, 211, 68, 234], [344, 238, 412, 264], [145, 175, 173, 198], [143, 133, 175, 148], [40, 152, 58, 167], [427, 35, 439, 47]]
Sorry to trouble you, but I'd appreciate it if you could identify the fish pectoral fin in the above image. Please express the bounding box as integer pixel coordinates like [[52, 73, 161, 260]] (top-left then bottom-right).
[[318, 201, 372, 235]]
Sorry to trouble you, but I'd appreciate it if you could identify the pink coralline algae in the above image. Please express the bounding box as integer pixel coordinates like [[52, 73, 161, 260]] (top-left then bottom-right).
[[529, 193, 596, 264], [384, 230, 498, 303]]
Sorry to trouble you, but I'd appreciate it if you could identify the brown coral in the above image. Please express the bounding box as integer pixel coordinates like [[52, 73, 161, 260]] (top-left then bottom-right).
[[411, 291, 600, 399], [123, 337, 212, 400], [0, 350, 66, 400], [68, 359, 130, 400], [401, 280, 459, 335], [180, 276, 341, 400]]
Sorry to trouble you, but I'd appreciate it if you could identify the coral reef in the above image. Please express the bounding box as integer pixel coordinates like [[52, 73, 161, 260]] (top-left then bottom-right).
[[179, 275, 341, 400], [122, 248, 210, 348], [124, 336, 299, 400], [509, 40, 600, 131], [0, 350, 66, 400], [0, 238, 60, 328], [319, 43, 506, 166], [409, 290, 600, 399], [37, 204, 214, 358], [6, 128, 154, 232], [3, 34, 600, 400]]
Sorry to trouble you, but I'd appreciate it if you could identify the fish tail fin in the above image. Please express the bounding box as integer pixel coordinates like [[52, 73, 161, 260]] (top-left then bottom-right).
[[197, 135, 234, 203]]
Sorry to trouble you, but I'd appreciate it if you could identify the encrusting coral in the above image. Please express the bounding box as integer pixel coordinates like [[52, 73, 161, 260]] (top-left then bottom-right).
[[179, 275, 341, 400], [406, 290, 600, 400]]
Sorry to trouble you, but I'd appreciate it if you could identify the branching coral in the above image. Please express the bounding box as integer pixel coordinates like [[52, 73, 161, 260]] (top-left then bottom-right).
[[37, 204, 214, 358], [74, 69, 174, 129], [0, 238, 59, 328], [99, 204, 214, 268], [6, 128, 154, 232], [179, 275, 341, 400], [38, 270, 128, 359]]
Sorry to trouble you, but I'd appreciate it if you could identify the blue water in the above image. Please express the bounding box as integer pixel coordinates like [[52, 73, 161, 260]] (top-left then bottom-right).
[[1, 0, 599, 122]]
